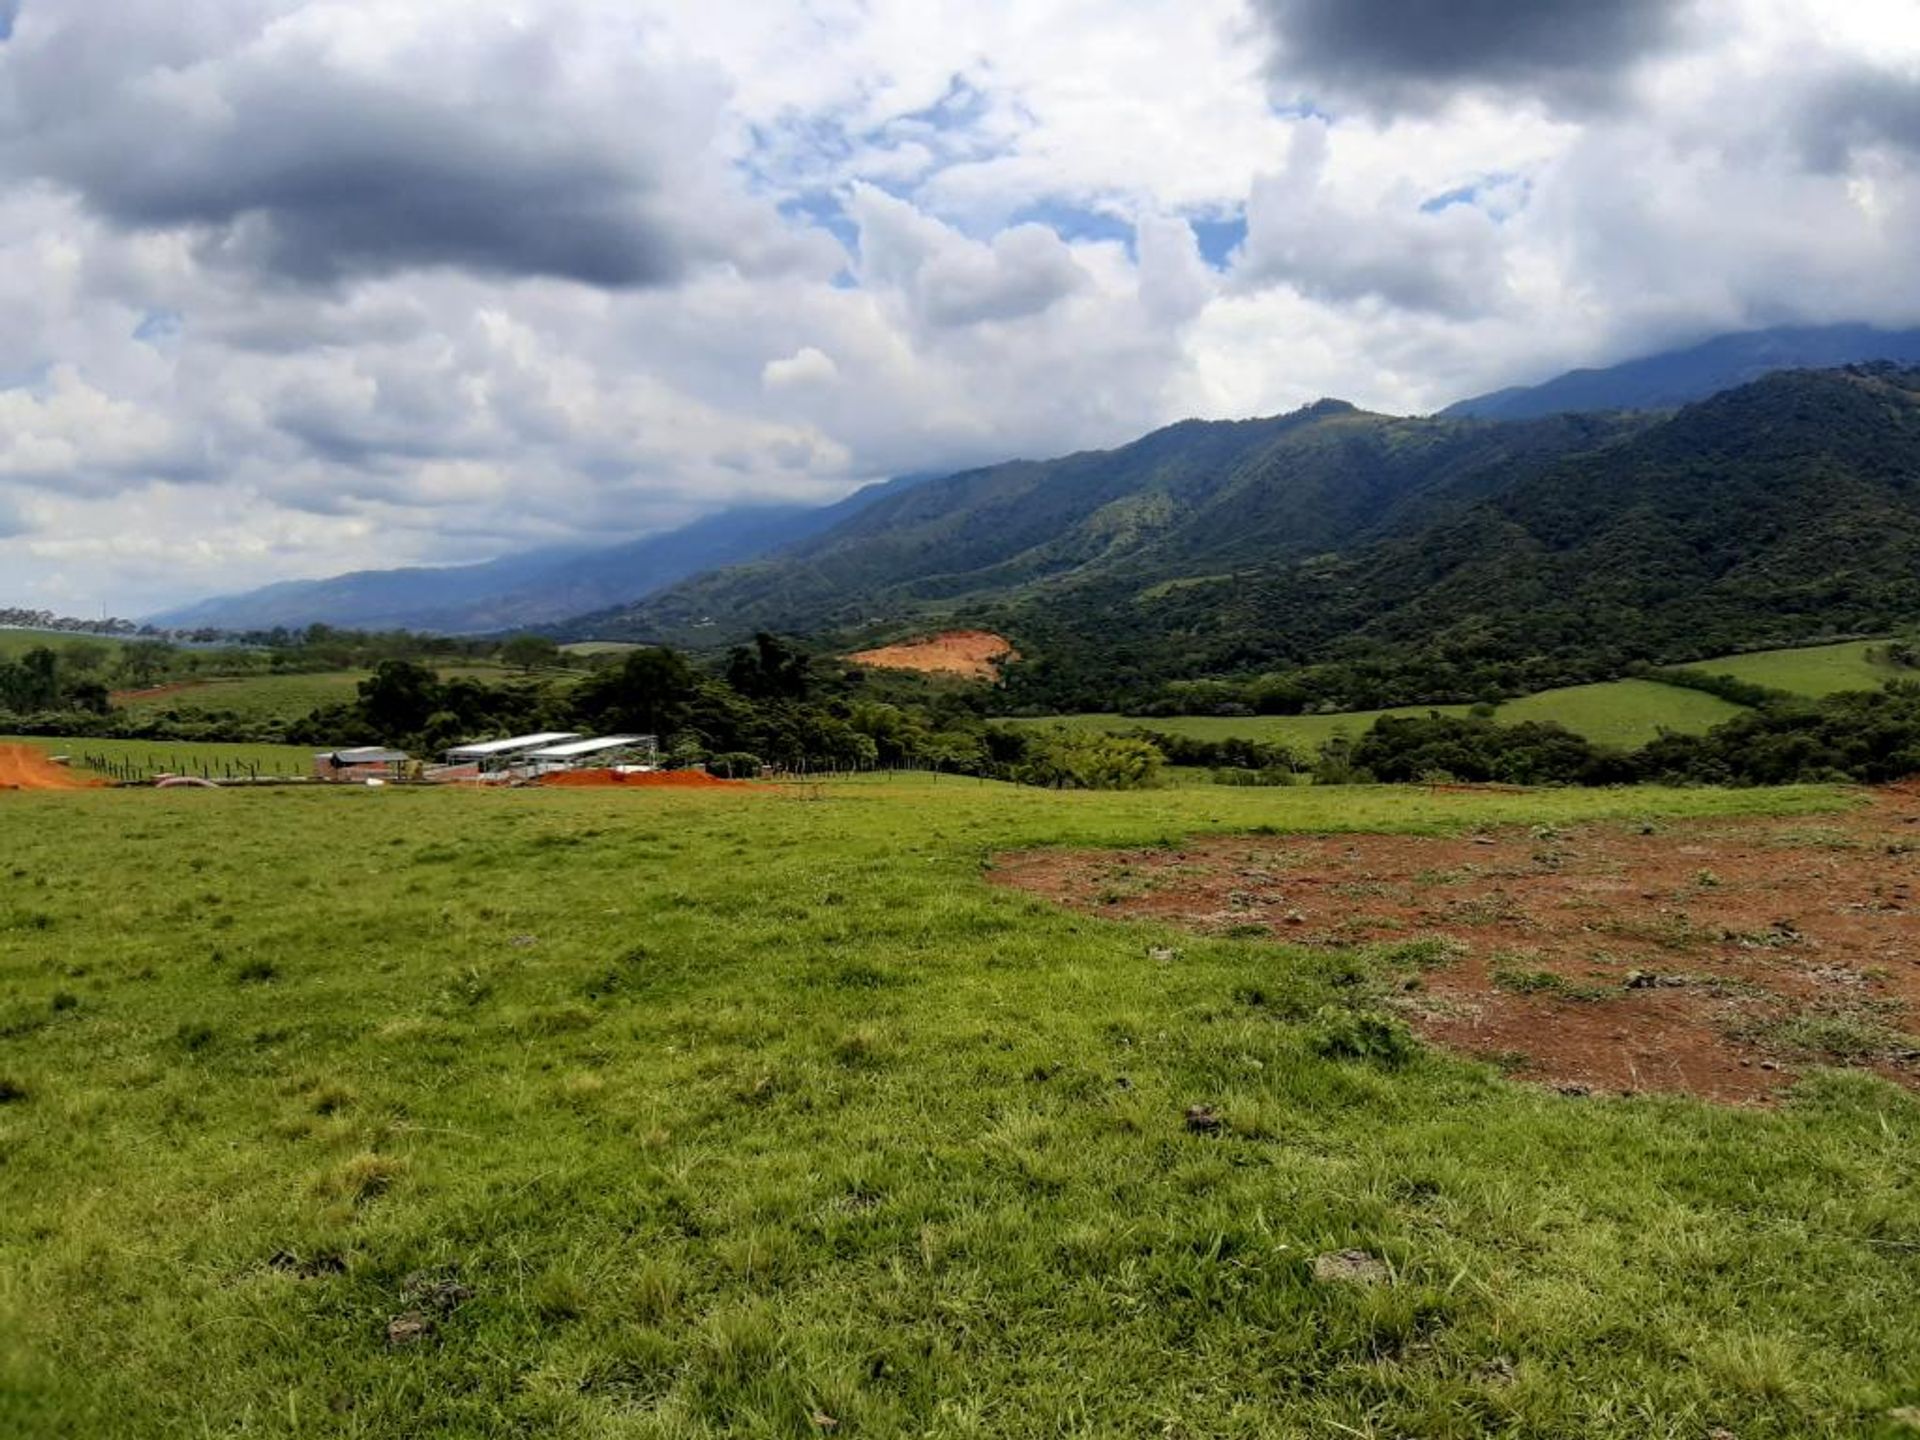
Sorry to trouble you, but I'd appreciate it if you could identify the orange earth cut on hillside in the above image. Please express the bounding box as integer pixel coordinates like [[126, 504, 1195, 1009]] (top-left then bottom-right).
[[0, 744, 102, 791], [846, 629, 1019, 681]]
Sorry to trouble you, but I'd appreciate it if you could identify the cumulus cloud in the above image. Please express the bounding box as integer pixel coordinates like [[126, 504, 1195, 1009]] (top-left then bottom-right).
[[0, 0, 833, 288], [0, 0, 1917, 614], [1253, 0, 1692, 114]]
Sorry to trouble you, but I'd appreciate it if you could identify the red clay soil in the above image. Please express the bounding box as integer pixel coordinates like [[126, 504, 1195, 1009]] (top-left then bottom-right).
[[990, 785, 1920, 1103], [847, 630, 1019, 681], [538, 769, 746, 789], [0, 743, 103, 791]]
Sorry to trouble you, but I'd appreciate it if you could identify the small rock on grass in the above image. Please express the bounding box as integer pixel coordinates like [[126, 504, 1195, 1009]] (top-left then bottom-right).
[[385, 1311, 433, 1348], [1183, 1103, 1224, 1135], [400, 1268, 472, 1312], [1310, 1249, 1390, 1286]]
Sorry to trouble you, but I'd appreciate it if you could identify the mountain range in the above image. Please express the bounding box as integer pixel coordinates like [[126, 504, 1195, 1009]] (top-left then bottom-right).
[[152, 324, 1920, 666], [1442, 322, 1920, 420], [591, 364, 1920, 711], [149, 477, 923, 633]]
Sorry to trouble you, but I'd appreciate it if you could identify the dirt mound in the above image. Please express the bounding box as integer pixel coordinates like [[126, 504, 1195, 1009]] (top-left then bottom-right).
[[0, 744, 102, 791], [538, 768, 744, 789], [991, 787, 1920, 1104], [848, 630, 1018, 681]]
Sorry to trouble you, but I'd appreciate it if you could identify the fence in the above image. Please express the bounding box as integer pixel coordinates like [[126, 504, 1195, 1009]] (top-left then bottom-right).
[[75, 751, 307, 785]]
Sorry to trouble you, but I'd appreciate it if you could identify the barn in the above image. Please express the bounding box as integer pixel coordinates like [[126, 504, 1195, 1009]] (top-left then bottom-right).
[[441, 732, 581, 777], [524, 734, 660, 773], [313, 746, 411, 783]]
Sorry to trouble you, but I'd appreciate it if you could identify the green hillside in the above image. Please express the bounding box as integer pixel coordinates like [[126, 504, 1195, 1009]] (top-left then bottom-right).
[[1010, 677, 1743, 753], [583, 367, 1920, 717], [1693, 639, 1903, 696], [1495, 679, 1744, 747]]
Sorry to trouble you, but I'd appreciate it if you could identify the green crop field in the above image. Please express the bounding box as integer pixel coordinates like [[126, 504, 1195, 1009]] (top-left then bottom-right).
[[1494, 678, 1744, 747], [1008, 641, 1917, 753], [5, 734, 322, 780], [4, 776, 1915, 1437], [1694, 639, 1904, 696], [1003, 679, 1736, 752], [0, 628, 126, 660], [113, 664, 567, 724], [1002, 704, 1474, 750]]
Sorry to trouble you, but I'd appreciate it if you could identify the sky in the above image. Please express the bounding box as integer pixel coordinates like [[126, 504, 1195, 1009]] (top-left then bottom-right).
[[2, 0, 1918, 615]]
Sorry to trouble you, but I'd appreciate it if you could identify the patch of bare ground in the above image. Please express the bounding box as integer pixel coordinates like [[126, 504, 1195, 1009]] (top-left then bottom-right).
[[990, 785, 1920, 1103], [847, 630, 1018, 681]]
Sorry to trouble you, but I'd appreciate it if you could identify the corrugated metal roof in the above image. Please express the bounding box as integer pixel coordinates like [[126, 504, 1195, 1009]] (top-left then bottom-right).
[[528, 734, 655, 760], [445, 731, 580, 758], [319, 747, 409, 763]]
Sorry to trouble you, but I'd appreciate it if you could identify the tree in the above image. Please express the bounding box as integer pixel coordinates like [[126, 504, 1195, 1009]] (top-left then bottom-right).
[[356, 660, 444, 739], [500, 634, 560, 673], [574, 647, 696, 737], [118, 640, 174, 688], [725, 632, 810, 701]]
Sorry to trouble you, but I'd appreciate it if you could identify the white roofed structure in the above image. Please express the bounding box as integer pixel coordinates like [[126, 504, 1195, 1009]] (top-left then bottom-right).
[[444, 732, 579, 763], [526, 735, 657, 765]]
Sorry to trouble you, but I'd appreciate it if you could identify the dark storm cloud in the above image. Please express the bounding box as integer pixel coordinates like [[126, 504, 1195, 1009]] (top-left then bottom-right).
[[0, 4, 778, 288], [1253, 0, 1690, 114], [1797, 66, 1920, 171]]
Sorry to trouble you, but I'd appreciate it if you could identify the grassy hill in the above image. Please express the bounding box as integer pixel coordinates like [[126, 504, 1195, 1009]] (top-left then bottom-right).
[[1693, 638, 1904, 696], [113, 664, 569, 725], [6, 734, 320, 780], [1009, 642, 1904, 752], [7, 777, 1914, 1436]]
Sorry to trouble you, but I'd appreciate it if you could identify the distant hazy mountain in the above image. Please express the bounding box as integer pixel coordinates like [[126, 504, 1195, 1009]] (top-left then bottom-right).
[[149, 478, 921, 633], [1442, 323, 1920, 420]]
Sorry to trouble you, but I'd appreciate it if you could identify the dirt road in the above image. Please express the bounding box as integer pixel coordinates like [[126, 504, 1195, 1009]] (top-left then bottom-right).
[[0, 743, 101, 791]]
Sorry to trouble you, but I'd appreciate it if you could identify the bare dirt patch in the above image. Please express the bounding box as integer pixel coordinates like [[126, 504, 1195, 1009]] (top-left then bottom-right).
[[847, 630, 1019, 681], [991, 786, 1920, 1103], [537, 769, 747, 790], [0, 743, 103, 791]]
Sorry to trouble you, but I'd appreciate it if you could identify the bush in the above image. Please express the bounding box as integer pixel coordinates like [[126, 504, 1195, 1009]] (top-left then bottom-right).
[[1016, 731, 1165, 790], [1308, 1007, 1417, 1067]]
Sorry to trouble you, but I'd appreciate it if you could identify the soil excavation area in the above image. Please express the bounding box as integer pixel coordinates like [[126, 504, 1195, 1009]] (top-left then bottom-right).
[[992, 786, 1920, 1103], [0, 743, 102, 791], [847, 629, 1018, 681]]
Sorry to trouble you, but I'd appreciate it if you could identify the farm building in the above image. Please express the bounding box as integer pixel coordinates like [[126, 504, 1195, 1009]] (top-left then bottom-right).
[[313, 746, 412, 782], [442, 732, 580, 775], [524, 734, 659, 773]]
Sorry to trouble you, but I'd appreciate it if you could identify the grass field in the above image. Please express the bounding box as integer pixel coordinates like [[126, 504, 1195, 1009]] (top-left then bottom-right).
[[113, 664, 566, 724], [0, 628, 126, 660], [1694, 639, 1904, 696], [1495, 678, 1744, 746], [1003, 679, 1737, 752], [1012, 641, 1912, 752], [3, 776, 1916, 1437], [4, 734, 322, 780], [1003, 704, 1474, 749]]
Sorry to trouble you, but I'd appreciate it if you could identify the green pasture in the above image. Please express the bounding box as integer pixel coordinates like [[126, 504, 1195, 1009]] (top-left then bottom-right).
[[3, 776, 1915, 1437], [4, 734, 321, 781], [1008, 641, 1914, 752], [114, 664, 567, 724], [1000, 677, 1730, 752], [1002, 704, 1473, 749], [0, 628, 126, 660], [1694, 639, 1903, 696], [1495, 678, 1744, 747]]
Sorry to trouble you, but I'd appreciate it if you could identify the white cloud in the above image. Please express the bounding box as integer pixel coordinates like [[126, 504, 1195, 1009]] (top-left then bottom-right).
[[0, 0, 1917, 612]]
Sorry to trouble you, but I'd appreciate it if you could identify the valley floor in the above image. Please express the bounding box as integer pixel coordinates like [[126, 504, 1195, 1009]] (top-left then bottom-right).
[[2, 777, 1916, 1437]]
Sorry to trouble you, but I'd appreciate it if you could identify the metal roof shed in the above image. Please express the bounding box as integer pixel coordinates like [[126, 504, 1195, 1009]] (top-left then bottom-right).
[[444, 732, 580, 763], [526, 735, 658, 766]]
